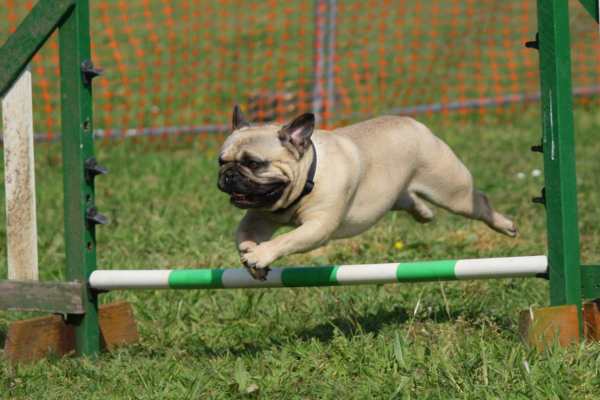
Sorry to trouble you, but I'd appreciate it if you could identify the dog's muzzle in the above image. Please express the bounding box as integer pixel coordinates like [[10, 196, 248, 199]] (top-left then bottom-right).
[[217, 166, 246, 194], [220, 168, 236, 191], [218, 166, 286, 209]]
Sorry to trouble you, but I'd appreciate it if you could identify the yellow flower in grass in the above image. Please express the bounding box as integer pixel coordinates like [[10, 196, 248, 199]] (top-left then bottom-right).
[[206, 151, 215, 158], [395, 241, 404, 250]]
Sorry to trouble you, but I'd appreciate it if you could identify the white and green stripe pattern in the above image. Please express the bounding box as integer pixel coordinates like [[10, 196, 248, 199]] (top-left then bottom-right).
[[88, 255, 547, 291]]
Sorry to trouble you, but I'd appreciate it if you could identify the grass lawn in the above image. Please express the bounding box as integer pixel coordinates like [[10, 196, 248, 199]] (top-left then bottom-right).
[[0, 104, 599, 398]]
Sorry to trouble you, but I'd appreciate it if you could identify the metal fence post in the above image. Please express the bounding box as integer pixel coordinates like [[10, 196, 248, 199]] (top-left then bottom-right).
[[535, 0, 582, 323], [59, 0, 101, 357], [325, 0, 337, 118], [312, 0, 326, 125]]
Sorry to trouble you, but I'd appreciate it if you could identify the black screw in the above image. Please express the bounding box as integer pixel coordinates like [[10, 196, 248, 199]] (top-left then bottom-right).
[[532, 187, 546, 208], [86, 206, 109, 229], [81, 60, 105, 85], [525, 33, 539, 50], [531, 144, 543, 153], [85, 157, 109, 181]]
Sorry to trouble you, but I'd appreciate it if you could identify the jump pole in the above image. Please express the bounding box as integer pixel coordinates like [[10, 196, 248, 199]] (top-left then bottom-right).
[[89, 256, 548, 291]]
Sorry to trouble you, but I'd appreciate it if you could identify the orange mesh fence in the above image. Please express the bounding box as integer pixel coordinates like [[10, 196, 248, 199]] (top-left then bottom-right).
[[1, 0, 599, 141]]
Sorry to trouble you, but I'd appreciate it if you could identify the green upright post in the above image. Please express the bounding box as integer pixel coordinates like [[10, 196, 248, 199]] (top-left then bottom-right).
[[59, 0, 100, 357], [535, 0, 582, 321], [577, 0, 600, 22]]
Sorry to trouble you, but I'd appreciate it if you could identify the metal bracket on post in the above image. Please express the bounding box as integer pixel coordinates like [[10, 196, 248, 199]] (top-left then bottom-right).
[[85, 157, 108, 181], [86, 206, 109, 229], [525, 33, 539, 50], [532, 187, 546, 208], [86, 281, 108, 302], [80, 60, 104, 85]]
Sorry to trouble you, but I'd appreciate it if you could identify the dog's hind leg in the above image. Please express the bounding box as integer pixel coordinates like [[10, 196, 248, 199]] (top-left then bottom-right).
[[413, 162, 517, 237], [393, 193, 435, 223]]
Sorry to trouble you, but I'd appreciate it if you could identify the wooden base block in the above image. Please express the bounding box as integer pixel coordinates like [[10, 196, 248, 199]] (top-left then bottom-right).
[[583, 299, 600, 341], [518, 301, 600, 350], [518, 305, 579, 350], [98, 301, 140, 350], [2, 301, 139, 364], [1, 314, 75, 363]]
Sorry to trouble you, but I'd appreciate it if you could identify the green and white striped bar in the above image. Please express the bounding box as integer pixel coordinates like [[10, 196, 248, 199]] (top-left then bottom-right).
[[89, 256, 547, 291]]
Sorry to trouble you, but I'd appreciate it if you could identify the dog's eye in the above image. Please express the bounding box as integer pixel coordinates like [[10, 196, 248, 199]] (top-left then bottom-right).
[[248, 161, 260, 169]]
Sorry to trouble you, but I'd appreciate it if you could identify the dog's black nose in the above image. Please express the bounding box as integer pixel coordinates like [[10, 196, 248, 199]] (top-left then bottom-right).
[[224, 169, 234, 184]]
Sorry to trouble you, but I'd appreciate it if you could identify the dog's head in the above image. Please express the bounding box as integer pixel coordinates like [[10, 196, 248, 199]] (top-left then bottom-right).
[[217, 105, 315, 210]]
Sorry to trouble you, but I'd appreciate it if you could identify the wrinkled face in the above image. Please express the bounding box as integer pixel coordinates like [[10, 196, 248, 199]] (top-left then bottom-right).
[[218, 126, 291, 209], [217, 106, 315, 210]]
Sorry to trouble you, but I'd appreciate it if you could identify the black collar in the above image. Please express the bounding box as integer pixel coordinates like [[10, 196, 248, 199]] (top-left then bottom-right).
[[274, 140, 317, 214]]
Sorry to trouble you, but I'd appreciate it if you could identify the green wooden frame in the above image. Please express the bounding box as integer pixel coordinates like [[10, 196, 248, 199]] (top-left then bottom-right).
[[581, 265, 600, 299], [535, 0, 583, 324], [0, 0, 76, 97], [0, 280, 87, 314], [0, 0, 100, 357], [0, 0, 599, 359], [58, 0, 100, 357], [577, 0, 599, 22]]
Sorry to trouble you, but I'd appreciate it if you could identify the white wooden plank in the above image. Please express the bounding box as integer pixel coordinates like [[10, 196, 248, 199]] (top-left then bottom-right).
[[2, 64, 39, 281]]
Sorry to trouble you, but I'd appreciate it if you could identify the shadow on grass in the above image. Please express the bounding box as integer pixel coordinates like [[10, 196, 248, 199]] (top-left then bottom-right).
[[198, 307, 454, 358], [297, 304, 517, 343], [180, 305, 517, 360], [179, 307, 416, 359], [298, 306, 412, 342]]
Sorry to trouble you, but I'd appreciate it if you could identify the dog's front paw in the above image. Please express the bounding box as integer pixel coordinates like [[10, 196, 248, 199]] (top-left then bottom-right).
[[238, 241, 257, 254], [244, 264, 271, 281], [497, 215, 517, 238], [240, 244, 276, 281]]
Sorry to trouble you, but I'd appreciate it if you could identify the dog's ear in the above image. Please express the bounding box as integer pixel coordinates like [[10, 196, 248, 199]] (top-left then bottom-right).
[[279, 113, 315, 155], [232, 104, 250, 131]]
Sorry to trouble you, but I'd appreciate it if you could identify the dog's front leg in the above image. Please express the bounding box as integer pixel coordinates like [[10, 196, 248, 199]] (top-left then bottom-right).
[[236, 211, 280, 280], [240, 214, 335, 279]]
